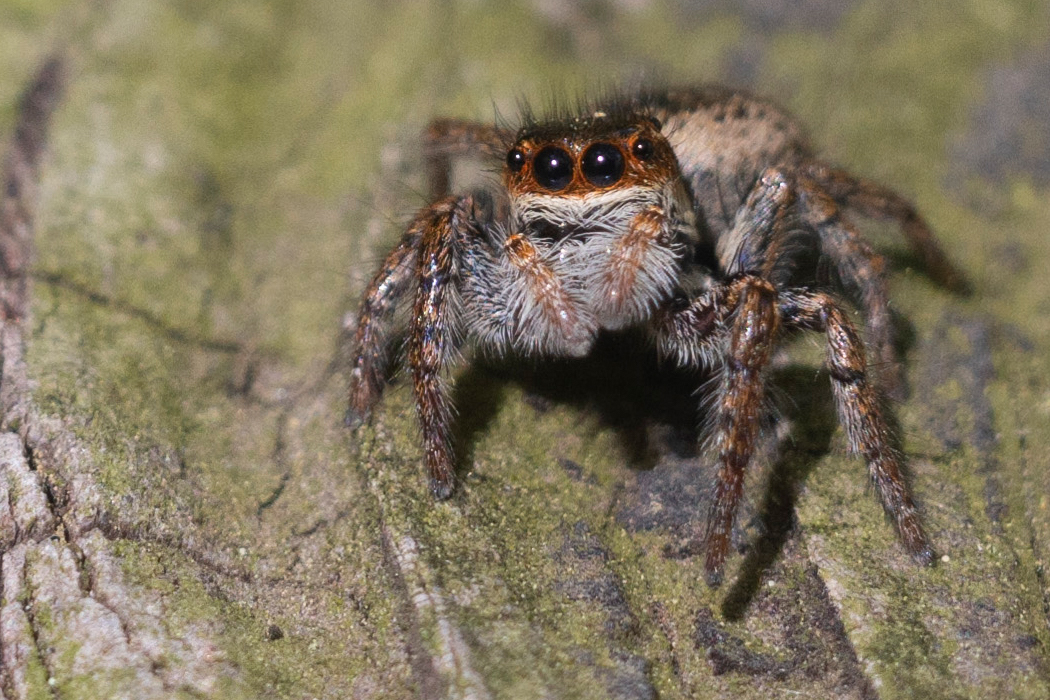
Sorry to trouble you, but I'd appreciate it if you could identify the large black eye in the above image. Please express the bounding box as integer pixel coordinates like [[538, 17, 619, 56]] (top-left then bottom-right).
[[581, 143, 625, 187], [533, 146, 573, 190], [506, 148, 526, 172]]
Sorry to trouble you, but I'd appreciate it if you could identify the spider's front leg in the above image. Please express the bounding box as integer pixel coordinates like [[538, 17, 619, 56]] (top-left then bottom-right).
[[661, 170, 797, 584], [408, 196, 478, 498], [705, 276, 781, 584], [347, 226, 420, 426], [349, 122, 498, 415], [349, 195, 475, 499], [652, 273, 781, 586]]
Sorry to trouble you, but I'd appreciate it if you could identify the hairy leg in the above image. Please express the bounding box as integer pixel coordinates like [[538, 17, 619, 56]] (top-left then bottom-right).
[[661, 170, 798, 583], [716, 168, 798, 278], [780, 289, 934, 564], [704, 275, 780, 584], [795, 177, 902, 397], [651, 274, 781, 585], [347, 228, 421, 426], [349, 122, 496, 419], [409, 196, 478, 498], [423, 118, 510, 199], [802, 161, 970, 294]]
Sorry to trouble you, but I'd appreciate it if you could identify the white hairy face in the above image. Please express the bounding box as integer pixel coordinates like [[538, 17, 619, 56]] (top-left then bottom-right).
[[462, 178, 696, 358]]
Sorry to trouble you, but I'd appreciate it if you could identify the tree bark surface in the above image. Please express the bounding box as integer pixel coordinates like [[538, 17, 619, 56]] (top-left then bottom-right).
[[1, 2, 1049, 698]]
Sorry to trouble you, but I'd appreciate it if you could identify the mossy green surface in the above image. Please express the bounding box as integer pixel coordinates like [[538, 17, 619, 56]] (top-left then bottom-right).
[[3, 0, 1049, 696]]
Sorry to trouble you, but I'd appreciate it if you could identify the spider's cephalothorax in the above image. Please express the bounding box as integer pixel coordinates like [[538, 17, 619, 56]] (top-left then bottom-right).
[[347, 87, 968, 584], [464, 112, 696, 357]]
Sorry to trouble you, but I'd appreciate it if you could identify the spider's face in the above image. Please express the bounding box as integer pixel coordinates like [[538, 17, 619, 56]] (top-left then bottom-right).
[[473, 111, 695, 351], [501, 114, 683, 238]]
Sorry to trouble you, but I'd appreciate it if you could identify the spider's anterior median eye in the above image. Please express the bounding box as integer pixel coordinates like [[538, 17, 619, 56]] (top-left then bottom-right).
[[632, 138, 654, 161], [533, 146, 574, 190], [506, 148, 526, 172], [581, 143, 625, 187]]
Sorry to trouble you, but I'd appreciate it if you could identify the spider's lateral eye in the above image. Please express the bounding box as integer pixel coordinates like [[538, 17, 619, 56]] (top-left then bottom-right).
[[632, 138, 654, 161], [533, 146, 573, 190], [506, 148, 526, 172], [581, 143, 625, 187]]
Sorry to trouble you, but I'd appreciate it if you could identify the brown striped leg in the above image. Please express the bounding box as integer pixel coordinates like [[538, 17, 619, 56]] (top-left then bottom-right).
[[802, 161, 970, 294], [423, 118, 510, 199], [656, 170, 796, 584], [704, 275, 781, 585], [409, 196, 477, 498], [780, 289, 934, 564], [795, 177, 902, 397], [347, 228, 421, 426]]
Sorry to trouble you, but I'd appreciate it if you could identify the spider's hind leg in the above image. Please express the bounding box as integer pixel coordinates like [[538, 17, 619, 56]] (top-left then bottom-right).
[[423, 118, 510, 199], [802, 162, 970, 295]]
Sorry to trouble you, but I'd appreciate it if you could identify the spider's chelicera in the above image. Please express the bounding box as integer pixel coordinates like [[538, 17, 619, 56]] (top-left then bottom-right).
[[347, 87, 968, 583]]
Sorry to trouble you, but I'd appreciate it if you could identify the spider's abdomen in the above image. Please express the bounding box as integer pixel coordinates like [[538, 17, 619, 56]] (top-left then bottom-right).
[[651, 90, 810, 246]]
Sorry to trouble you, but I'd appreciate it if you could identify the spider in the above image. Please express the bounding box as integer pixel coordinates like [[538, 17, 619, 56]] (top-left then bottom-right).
[[346, 86, 967, 583]]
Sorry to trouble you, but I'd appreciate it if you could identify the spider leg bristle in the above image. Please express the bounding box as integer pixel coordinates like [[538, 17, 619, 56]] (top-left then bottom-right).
[[408, 196, 478, 498], [780, 289, 934, 564], [796, 177, 903, 398], [347, 224, 422, 426]]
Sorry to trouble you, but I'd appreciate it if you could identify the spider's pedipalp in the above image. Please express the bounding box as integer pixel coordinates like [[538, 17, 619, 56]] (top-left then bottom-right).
[[583, 183, 694, 327]]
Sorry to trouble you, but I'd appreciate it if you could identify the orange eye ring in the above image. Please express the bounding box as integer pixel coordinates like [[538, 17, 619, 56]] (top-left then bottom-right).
[[631, 137, 654, 161]]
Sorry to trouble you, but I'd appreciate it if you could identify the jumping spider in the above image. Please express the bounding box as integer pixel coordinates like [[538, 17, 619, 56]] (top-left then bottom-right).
[[347, 86, 967, 582]]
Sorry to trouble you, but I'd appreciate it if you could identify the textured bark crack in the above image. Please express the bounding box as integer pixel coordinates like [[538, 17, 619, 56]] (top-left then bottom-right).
[[387, 530, 491, 700], [30, 270, 247, 355], [0, 54, 226, 698], [1, 544, 54, 700], [374, 487, 491, 700]]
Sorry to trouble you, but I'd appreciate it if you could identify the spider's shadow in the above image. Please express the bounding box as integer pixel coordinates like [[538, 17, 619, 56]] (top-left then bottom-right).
[[451, 332, 702, 474], [450, 331, 856, 615]]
